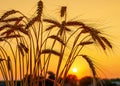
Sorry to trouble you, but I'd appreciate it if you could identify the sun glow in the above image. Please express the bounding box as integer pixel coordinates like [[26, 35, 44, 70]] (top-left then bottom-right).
[[68, 63, 86, 79], [72, 68, 78, 73]]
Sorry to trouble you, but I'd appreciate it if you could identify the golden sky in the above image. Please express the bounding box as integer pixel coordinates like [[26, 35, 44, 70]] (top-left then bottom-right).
[[0, 0, 120, 79]]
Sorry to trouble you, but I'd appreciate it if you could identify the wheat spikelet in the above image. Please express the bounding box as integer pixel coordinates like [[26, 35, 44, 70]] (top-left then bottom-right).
[[81, 55, 96, 77], [60, 6, 67, 17], [48, 35, 65, 45], [37, 0, 43, 19], [41, 49, 61, 56], [0, 10, 18, 20], [101, 37, 112, 48]]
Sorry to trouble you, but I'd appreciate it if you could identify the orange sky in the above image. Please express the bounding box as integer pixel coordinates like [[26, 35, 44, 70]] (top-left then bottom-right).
[[0, 0, 120, 79]]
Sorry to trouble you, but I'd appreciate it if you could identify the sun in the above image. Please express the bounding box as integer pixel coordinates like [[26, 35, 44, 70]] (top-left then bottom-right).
[[72, 68, 78, 73]]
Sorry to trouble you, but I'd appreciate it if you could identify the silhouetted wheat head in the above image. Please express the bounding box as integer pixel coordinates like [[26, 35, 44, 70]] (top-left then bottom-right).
[[0, 0, 113, 86]]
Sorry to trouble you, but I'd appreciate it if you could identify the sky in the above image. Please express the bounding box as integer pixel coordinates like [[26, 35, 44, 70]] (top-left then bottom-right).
[[0, 0, 120, 79]]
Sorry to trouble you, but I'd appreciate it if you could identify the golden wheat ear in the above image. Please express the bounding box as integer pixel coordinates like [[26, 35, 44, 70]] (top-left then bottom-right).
[[81, 26, 110, 50], [0, 16, 24, 22], [60, 6, 67, 17], [48, 35, 65, 45], [66, 21, 85, 26], [37, 0, 43, 19], [0, 10, 19, 20], [80, 54, 96, 77], [77, 41, 94, 46], [41, 49, 61, 56]]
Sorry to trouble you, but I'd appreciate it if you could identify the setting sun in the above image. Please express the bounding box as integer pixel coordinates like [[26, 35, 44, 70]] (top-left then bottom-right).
[[72, 68, 78, 73]]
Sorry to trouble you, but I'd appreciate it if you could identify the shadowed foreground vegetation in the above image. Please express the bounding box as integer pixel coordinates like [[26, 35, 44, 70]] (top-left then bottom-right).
[[0, 74, 120, 86], [0, 0, 112, 86]]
